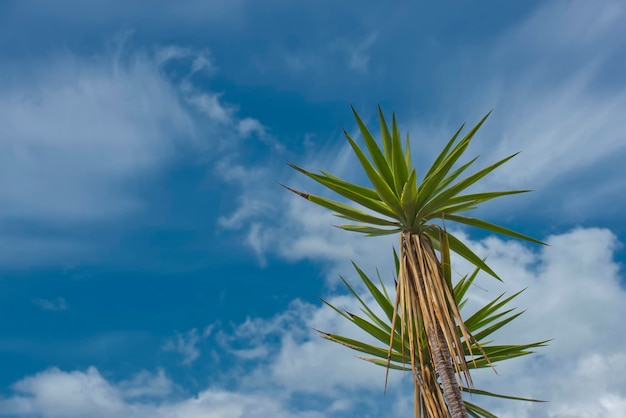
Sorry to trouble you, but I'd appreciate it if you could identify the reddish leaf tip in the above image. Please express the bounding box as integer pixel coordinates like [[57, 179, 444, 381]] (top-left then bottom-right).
[[279, 183, 310, 199], [313, 328, 331, 337]]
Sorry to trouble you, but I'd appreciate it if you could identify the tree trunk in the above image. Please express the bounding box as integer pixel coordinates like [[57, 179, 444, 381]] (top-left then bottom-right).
[[400, 232, 472, 418], [432, 325, 468, 418]]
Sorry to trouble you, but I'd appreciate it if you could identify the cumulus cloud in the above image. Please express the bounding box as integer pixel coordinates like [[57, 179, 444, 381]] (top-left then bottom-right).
[[118, 369, 174, 399], [0, 367, 127, 418], [239, 296, 402, 394], [239, 227, 626, 417], [2, 228, 623, 417], [462, 228, 626, 418], [0, 367, 328, 418]]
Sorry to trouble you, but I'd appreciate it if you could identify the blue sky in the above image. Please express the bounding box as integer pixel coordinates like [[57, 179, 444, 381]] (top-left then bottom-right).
[[0, 1, 625, 417]]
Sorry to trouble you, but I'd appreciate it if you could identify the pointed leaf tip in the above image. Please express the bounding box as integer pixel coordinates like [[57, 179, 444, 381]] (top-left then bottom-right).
[[280, 184, 310, 199], [313, 328, 332, 337], [286, 161, 308, 174]]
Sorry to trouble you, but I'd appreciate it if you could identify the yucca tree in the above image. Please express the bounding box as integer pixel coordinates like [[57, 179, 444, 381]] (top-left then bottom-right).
[[283, 106, 545, 417], [319, 256, 548, 417]]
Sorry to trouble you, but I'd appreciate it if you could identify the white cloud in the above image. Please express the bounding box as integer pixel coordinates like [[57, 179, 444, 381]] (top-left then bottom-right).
[[278, 31, 379, 77], [231, 191, 397, 284], [272, 0, 625, 228], [1, 367, 126, 417], [329, 32, 378, 73], [163, 327, 213, 365], [508, 0, 625, 52], [459, 228, 626, 418], [246, 223, 268, 266], [155, 45, 215, 76], [238, 117, 266, 138], [477, 66, 626, 192], [186, 92, 234, 124], [0, 367, 329, 418], [236, 117, 283, 151], [0, 44, 198, 267], [0, 49, 193, 223], [157, 389, 327, 418], [0, 38, 280, 268], [251, 227, 626, 417], [347, 33, 378, 72], [212, 124, 398, 281], [118, 369, 173, 399], [261, 298, 400, 394], [183, 226, 626, 415], [429, 0, 626, 223]]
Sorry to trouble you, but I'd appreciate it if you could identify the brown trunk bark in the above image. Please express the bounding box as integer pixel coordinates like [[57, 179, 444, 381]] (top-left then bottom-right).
[[432, 325, 468, 418]]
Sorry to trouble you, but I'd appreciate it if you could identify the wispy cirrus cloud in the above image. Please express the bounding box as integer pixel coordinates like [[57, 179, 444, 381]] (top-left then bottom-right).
[[220, 0, 626, 263], [0, 49, 191, 222], [429, 0, 626, 224], [0, 37, 279, 268], [0, 44, 193, 266]]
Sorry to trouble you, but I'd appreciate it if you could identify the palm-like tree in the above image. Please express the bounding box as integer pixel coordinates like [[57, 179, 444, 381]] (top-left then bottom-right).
[[283, 106, 545, 417]]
